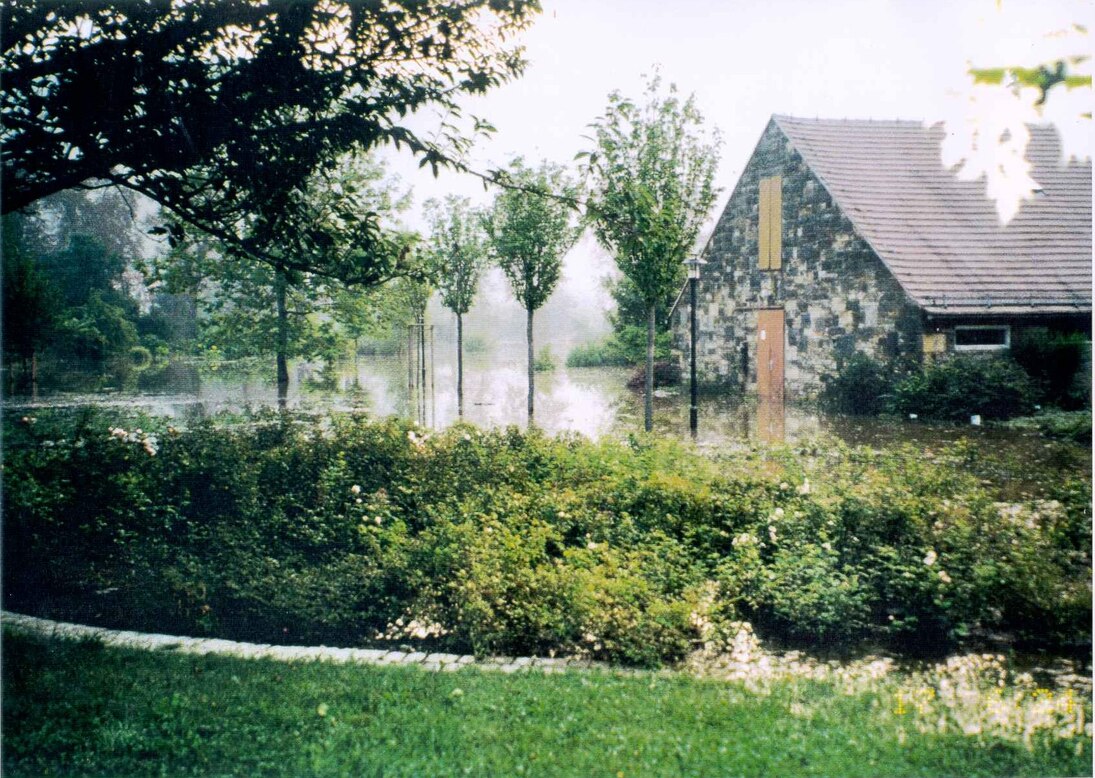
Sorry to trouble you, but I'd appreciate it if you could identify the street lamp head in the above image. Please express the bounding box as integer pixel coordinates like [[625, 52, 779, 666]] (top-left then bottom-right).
[[684, 256, 707, 280]]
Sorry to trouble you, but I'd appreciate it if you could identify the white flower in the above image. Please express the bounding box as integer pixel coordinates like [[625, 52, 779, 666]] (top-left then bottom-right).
[[768, 525, 778, 543], [797, 479, 811, 495], [938, 570, 952, 584], [772, 507, 785, 519], [350, 484, 361, 495], [822, 541, 832, 552], [923, 549, 938, 567], [779, 482, 789, 491], [374, 516, 382, 525], [732, 532, 757, 548]]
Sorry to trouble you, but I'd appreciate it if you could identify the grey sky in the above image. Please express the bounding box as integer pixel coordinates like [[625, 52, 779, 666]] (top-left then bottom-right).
[[380, 0, 1088, 226], [376, 0, 1087, 314]]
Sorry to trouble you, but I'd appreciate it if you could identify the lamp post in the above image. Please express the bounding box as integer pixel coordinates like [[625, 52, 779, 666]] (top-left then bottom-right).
[[684, 256, 706, 436]]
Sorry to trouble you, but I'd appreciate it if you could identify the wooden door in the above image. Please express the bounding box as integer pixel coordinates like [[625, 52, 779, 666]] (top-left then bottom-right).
[[756, 309, 784, 400]]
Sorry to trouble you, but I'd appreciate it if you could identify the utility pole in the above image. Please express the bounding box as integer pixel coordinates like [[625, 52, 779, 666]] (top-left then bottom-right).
[[684, 257, 706, 436]]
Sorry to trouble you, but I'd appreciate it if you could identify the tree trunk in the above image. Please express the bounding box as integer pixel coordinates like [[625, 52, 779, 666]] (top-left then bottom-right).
[[456, 312, 464, 418], [418, 313, 427, 424], [275, 265, 289, 407], [645, 303, 655, 432], [526, 307, 535, 423]]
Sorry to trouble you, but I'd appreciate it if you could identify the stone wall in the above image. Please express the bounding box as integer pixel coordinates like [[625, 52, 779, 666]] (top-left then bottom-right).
[[674, 119, 923, 396]]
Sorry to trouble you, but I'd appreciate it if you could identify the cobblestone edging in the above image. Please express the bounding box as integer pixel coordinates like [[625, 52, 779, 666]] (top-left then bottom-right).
[[1, 611, 620, 675]]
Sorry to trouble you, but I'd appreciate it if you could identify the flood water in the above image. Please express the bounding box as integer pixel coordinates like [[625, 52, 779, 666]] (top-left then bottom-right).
[[3, 350, 1084, 460]]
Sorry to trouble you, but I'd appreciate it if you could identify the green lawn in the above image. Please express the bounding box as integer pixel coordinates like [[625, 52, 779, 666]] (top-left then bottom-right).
[[4, 631, 1089, 777]]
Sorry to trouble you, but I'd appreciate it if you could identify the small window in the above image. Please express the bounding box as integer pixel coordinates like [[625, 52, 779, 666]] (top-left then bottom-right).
[[954, 325, 1010, 351]]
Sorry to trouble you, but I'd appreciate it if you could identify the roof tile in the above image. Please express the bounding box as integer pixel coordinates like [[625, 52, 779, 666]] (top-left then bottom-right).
[[772, 116, 1092, 315]]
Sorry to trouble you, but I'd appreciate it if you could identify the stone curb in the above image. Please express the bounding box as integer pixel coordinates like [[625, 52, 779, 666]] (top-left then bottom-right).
[[1, 611, 625, 675]]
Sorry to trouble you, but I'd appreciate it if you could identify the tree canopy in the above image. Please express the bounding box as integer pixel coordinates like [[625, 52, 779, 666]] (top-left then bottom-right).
[[581, 73, 720, 309], [485, 159, 578, 315], [2, 0, 539, 281], [424, 196, 486, 318], [580, 72, 720, 430], [485, 158, 578, 421]]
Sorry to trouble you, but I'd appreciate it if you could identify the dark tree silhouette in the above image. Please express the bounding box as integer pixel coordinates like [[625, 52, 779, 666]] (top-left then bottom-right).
[[2, 0, 539, 282]]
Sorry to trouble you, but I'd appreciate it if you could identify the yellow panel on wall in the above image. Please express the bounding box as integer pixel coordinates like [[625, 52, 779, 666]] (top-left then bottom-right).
[[758, 177, 771, 270], [768, 175, 782, 270], [922, 332, 947, 355]]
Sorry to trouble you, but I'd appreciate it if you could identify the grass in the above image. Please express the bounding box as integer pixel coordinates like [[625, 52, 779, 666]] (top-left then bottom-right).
[[4, 630, 1089, 778]]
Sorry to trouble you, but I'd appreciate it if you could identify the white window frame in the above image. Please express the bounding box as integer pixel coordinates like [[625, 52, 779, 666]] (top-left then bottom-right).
[[954, 324, 1011, 352]]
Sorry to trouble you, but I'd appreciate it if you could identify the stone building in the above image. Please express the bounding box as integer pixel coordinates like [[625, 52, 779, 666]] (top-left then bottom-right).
[[674, 115, 1092, 398]]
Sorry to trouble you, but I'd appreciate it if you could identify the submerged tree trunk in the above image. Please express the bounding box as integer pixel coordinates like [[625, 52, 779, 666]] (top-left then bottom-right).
[[526, 306, 534, 423], [275, 265, 289, 407], [418, 312, 427, 424], [456, 312, 464, 418], [645, 303, 655, 432]]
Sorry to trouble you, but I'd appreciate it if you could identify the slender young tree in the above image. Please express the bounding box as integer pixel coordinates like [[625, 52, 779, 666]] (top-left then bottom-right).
[[424, 196, 486, 417], [581, 72, 721, 431], [485, 159, 579, 423]]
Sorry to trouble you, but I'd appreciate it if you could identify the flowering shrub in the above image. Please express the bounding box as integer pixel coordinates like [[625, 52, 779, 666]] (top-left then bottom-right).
[[3, 409, 1090, 664]]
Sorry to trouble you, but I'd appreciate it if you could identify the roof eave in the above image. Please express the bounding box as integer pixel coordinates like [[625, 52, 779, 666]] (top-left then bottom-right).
[[922, 305, 1092, 317]]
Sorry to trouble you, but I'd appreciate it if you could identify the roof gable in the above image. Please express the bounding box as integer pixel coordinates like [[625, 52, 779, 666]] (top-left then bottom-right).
[[772, 115, 1092, 315]]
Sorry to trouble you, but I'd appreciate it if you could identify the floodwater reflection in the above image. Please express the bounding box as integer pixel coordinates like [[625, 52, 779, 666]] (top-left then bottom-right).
[[3, 354, 1085, 459]]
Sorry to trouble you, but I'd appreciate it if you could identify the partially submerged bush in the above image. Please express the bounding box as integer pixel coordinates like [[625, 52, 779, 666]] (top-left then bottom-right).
[[822, 354, 1039, 422], [819, 353, 896, 415], [1011, 331, 1090, 410], [533, 346, 556, 372], [4, 410, 1090, 664], [888, 356, 1037, 421], [1004, 410, 1092, 444], [626, 360, 681, 389], [566, 326, 673, 368], [565, 340, 633, 368]]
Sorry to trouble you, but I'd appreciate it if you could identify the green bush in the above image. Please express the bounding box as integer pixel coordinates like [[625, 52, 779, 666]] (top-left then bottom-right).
[[565, 326, 673, 368], [1004, 409, 1092, 444], [625, 360, 681, 389], [565, 340, 632, 368], [533, 346, 556, 372], [819, 353, 896, 415], [3, 410, 1090, 663], [1011, 330, 1091, 410], [888, 356, 1037, 422]]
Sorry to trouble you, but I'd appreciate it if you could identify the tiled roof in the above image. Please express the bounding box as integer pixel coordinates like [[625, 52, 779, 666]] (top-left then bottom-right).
[[773, 115, 1092, 315]]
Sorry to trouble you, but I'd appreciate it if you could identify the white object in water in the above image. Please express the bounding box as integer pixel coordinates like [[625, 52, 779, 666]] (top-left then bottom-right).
[[970, 414, 982, 426], [908, 413, 918, 420]]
